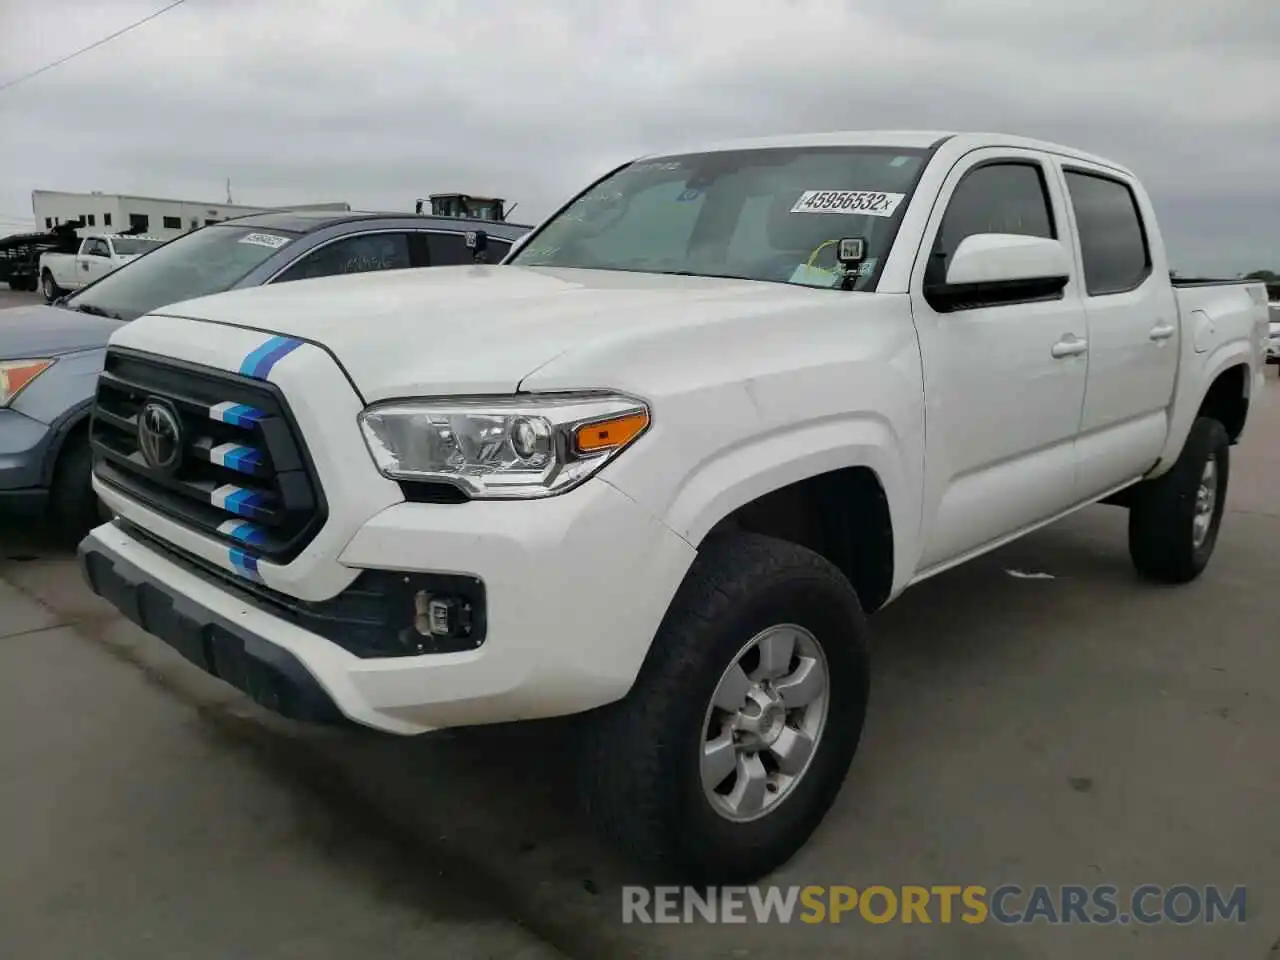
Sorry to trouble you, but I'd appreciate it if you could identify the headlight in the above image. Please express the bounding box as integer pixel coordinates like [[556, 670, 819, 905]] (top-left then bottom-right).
[[0, 359, 55, 407], [357, 393, 651, 499]]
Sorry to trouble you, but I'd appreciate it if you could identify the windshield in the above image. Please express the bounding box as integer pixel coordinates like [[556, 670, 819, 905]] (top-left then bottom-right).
[[508, 146, 927, 291], [111, 238, 164, 256], [65, 225, 298, 321]]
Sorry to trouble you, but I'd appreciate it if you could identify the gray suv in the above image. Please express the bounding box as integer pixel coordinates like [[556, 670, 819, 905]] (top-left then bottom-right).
[[0, 211, 530, 536]]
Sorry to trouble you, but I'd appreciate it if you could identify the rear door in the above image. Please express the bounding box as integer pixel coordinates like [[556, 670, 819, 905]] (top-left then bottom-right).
[[1055, 162, 1179, 498]]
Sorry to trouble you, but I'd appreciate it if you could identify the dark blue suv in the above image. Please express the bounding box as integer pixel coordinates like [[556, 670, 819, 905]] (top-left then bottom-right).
[[0, 211, 530, 536]]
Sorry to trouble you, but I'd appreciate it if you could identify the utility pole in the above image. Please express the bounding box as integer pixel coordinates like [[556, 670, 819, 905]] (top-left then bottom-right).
[[226, 178, 232, 204]]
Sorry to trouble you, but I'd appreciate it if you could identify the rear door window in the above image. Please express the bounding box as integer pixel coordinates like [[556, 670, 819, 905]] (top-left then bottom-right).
[[1063, 170, 1151, 296], [424, 232, 473, 266], [274, 232, 413, 283]]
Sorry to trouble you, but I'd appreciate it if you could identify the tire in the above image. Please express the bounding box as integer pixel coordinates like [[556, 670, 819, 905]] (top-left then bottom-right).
[[579, 532, 871, 883], [48, 431, 108, 542], [41, 270, 61, 303], [1128, 416, 1230, 584]]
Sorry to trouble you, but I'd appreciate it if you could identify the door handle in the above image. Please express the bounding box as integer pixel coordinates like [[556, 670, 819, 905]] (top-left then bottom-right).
[[1149, 323, 1176, 341], [1051, 335, 1088, 359]]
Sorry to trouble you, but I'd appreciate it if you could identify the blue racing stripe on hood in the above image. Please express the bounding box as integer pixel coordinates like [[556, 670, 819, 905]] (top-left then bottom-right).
[[239, 335, 304, 380]]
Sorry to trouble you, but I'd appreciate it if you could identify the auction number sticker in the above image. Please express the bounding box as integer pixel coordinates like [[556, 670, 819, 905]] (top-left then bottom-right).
[[238, 232, 291, 249], [790, 190, 905, 217]]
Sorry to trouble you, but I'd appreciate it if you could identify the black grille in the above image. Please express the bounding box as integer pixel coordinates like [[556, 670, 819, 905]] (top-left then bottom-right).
[[90, 347, 327, 564]]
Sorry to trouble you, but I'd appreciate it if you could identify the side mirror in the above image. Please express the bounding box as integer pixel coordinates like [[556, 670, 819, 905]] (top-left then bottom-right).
[[927, 233, 1070, 312], [465, 230, 489, 263]]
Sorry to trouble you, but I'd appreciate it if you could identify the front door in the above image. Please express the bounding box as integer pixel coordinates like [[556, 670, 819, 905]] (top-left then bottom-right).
[[911, 149, 1090, 571], [78, 238, 112, 286]]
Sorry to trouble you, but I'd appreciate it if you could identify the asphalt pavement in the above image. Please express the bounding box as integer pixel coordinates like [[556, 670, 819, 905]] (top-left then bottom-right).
[[0, 287, 44, 309], [2, 284, 1278, 958]]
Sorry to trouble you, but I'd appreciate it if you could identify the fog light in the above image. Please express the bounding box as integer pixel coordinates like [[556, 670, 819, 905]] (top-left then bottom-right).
[[414, 591, 472, 639]]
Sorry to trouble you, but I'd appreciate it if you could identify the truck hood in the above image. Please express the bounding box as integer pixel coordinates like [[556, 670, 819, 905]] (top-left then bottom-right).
[[155, 265, 842, 400], [0, 304, 123, 360]]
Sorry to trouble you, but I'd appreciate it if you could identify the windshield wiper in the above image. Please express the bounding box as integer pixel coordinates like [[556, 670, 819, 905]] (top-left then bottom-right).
[[73, 303, 123, 320]]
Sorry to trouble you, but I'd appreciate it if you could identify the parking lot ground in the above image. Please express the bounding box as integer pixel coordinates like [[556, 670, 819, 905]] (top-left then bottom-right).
[[0, 584, 568, 960], [2, 326, 1278, 956], [0, 287, 42, 309]]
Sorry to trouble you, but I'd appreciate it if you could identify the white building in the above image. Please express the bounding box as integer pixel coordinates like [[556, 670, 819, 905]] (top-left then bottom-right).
[[31, 190, 351, 240]]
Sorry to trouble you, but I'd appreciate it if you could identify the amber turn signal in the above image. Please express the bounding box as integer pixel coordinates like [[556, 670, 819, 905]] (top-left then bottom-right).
[[573, 411, 650, 454]]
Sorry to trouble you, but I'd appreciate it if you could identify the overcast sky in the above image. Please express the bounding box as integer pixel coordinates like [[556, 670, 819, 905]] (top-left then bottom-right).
[[1, 0, 1276, 274]]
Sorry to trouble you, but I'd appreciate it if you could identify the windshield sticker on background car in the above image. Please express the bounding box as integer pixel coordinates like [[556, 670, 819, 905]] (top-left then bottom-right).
[[676, 188, 703, 202], [630, 160, 684, 173], [238, 233, 291, 249], [790, 190, 906, 217]]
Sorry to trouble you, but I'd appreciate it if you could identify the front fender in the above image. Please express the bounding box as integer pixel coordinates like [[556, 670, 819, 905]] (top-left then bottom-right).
[[603, 394, 921, 599], [10, 346, 104, 427], [667, 414, 917, 593], [10, 347, 104, 482]]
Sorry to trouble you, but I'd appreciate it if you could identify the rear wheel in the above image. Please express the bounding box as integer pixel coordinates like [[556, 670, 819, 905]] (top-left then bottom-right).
[[1128, 416, 1229, 584], [580, 533, 870, 883]]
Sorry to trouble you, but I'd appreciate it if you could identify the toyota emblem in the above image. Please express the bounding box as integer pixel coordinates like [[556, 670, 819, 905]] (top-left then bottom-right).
[[137, 399, 183, 472]]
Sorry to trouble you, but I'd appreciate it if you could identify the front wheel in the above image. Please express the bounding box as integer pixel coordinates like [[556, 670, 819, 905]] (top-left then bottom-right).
[[41, 270, 62, 303], [1128, 416, 1230, 584], [48, 431, 109, 542], [579, 533, 870, 883]]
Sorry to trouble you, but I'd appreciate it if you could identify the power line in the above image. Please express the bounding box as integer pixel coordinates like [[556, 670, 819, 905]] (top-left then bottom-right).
[[0, 0, 190, 95]]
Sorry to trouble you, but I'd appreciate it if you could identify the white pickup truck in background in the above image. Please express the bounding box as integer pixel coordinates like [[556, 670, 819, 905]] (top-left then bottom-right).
[[1268, 289, 1280, 365], [39, 233, 165, 302], [78, 130, 1269, 883]]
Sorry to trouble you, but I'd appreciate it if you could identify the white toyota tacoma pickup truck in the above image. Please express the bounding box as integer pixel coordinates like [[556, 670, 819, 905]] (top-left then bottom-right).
[[78, 131, 1269, 882]]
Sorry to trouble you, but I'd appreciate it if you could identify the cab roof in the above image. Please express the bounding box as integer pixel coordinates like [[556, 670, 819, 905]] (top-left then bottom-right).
[[214, 210, 532, 236], [639, 130, 1132, 178]]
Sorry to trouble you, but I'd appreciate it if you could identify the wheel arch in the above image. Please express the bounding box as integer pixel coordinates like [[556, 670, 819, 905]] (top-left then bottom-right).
[[1149, 349, 1254, 479], [700, 465, 897, 614], [1196, 363, 1248, 443], [39, 399, 94, 485], [663, 418, 916, 613]]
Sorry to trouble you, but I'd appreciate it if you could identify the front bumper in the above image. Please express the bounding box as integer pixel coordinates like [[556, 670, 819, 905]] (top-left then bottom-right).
[[79, 529, 347, 726], [79, 478, 696, 735]]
